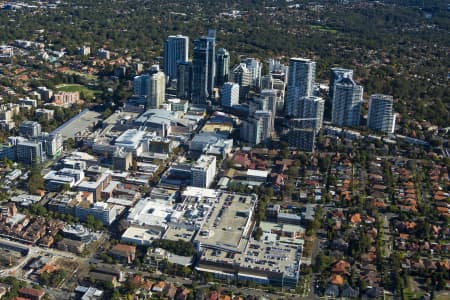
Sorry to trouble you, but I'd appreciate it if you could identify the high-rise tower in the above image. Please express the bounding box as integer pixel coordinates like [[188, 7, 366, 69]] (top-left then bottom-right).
[[164, 35, 189, 81], [285, 58, 316, 117], [331, 77, 363, 127], [367, 94, 396, 133]]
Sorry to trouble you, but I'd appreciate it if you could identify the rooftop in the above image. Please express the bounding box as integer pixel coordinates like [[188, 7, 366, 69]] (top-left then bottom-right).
[[194, 190, 257, 252]]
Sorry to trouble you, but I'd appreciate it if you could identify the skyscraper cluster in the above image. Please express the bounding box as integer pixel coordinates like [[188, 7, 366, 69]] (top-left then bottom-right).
[[283, 58, 395, 151], [131, 31, 396, 151]]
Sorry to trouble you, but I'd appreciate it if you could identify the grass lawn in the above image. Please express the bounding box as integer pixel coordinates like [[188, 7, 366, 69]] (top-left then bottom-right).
[[435, 292, 450, 300], [61, 69, 98, 81], [310, 25, 338, 34], [55, 84, 101, 100]]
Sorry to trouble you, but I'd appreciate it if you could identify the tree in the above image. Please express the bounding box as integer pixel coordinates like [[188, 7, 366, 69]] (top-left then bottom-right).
[[28, 168, 44, 194], [59, 183, 71, 192], [254, 227, 263, 240]]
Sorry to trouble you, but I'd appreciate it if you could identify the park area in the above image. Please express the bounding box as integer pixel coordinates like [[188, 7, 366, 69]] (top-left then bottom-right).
[[55, 84, 101, 100]]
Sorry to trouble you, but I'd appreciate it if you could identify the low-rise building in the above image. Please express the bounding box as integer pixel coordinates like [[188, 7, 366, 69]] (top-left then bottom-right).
[[109, 244, 136, 264], [19, 287, 45, 300]]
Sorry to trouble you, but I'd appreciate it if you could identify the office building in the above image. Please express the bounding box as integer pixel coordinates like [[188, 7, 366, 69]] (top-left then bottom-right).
[[75, 202, 117, 226], [243, 58, 262, 88], [231, 63, 251, 100], [164, 35, 189, 81], [16, 140, 45, 165], [215, 48, 230, 86], [367, 94, 396, 133], [221, 82, 239, 107], [240, 110, 273, 145], [285, 58, 316, 117], [176, 61, 192, 100], [19, 121, 41, 138], [191, 30, 216, 105], [331, 77, 363, 127], [191, 155, 217, 188], [329, 67, 353, 101]]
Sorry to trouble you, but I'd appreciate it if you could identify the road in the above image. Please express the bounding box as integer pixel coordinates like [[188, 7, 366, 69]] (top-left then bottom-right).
[[0, 237, 86, 276]]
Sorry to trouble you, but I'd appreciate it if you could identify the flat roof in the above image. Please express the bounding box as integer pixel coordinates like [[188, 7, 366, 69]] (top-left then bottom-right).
[[121, 226, 162, 243], [246, 169, 269, 178], [52, 109, 102, 140], [194, 191, 256, 252], [127, 198, 173, 228], [259, 221, 305, 234], [200, 237, 302, 279]]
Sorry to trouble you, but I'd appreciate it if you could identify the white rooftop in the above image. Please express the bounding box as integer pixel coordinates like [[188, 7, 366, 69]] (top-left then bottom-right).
[[246, 169, 269, 178]]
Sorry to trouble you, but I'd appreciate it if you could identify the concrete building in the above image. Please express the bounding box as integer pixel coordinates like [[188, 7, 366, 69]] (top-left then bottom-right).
[[44, 168, 85, 191], [243, 58, 262, 88], [231, 63, 251, 100], [114, 129, 147, 153], [190, 132, 233, 158], [19, 97, 37, 108], [0, 103, 19, 130], [367, 94, 396, 133], [191, 155, 217, 188], [215, 48, 230, 86], [295, 96, 324, 131], [77, 173, 112, 201], [75, 202, 117, 226], [240, 110, 273, 145], [112, 148, 133, 171], [0, 143, 15, 160], [53, 92, 80, 106], [256, 89, 279, 117], [285, 58, 316, 117], [40, 132, 63, 158], [167, 98, 188, 113], [331, 77, 363, 127], [329, 67, 353, 101], [36, 87, 53, 102], [147, 66, 166, 108], [221, 82, 239, 107], [288, 126, 316, 152], [35, 108, 54, 120], [164, 35, 189, 81], [133, 74, 150, 97], [19, 121, 41, 138]]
